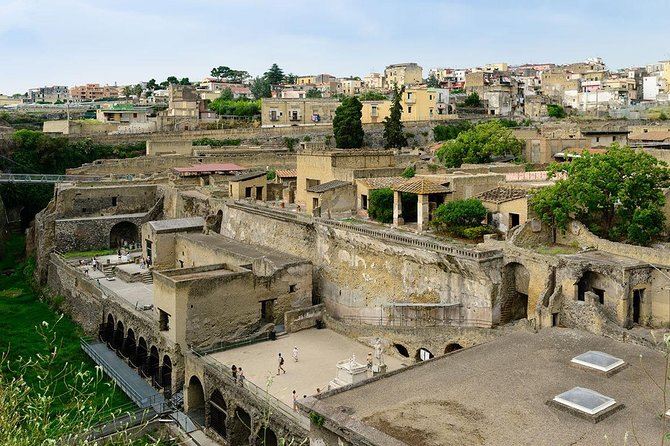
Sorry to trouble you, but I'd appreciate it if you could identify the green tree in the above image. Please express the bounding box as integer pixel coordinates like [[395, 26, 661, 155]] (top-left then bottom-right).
[[432, 198, 487, 232], [401, 165, 415, 178], [146, 79, 158, 91], [433, 121, 473, 141], [333, 96, 364, 149], [121, 86, 132, 97], [166, 76, 179, 85], [463, 92, 482, 107], [359, 91, 388, 101], [426, 74, 440, 88], [211, 65, 231, 81], [368, 188, 394, 223], [264, 63, 285, 85], [436, 120, 523, 167], [547, 104, 566, 118], [131, 84, 143, 97], [250, 76, 271, 99], [532, 144, 670, 245], [219, 87, 234, 101], [305, 88, 322, 99], [659, 111, 668, 121], [179, 77, 191, 85], [285, 73, 298, 84], [383, 84, 407, 149]]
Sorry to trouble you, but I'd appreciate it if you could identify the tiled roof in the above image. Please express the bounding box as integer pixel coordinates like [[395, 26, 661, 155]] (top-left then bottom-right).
[[306, 180, 351, 193], [393, 177, 450, 194], [629, 131, 670, 142], [275, 169, 297, 178], [229, 171, 266, 182], [357, 176, 405, 189], [477, 187, 528, 204]]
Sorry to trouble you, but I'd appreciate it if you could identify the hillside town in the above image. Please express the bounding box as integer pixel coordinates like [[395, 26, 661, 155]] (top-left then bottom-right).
[[3, 3, 670, 446]]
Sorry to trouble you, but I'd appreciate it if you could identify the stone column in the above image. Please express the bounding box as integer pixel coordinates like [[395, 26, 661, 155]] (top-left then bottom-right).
[[417, 193, 429, 232], [393, 191, 403, 227]]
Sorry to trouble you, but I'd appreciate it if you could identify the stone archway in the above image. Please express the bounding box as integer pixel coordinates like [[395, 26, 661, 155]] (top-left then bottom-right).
[[415, 347, 434, 362], [161, 355, 172, 397], [444, 343, 463, 353], [148, 346, 160, 385], [210, 390, 227, 439], [113, 320, 124, 352], [109, 221, 138, 248], [136, 337, 148, 375], [257, 427, 278, 446], [230, 407, 252, 446], [186, 375, 205, 413], [102, 314, 115, 344], [123, 328, 137, 366], [500, 262, 530, 324], [213, 209, 223, 234], [394, 343, 410, 358]]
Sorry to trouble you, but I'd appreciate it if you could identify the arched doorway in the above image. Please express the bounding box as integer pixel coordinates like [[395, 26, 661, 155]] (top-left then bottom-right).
[[161, 355, 172, 397], [394, 343, 410, 358], [257, 427, 278, 446], [186, 376, 205, 425], [230, 407, 252, 446], [148, 346, 160, 386], [444, 343, 463, 353], [136, 338, 148, 375], [213, 210, 223, 234], [210, 390, 227, 439], [500, 262, 530, 324], [415, 348, 434, 362], [102, 314, 115, 344], [123, 328, 137, 365], [577, 271, 607, 304], [109, 221, 138, 249], [113, 321, 124, 352]]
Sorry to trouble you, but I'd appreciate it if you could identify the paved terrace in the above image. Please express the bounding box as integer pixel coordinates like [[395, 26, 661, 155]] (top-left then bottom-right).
[[78, 254, 154, 310], [209, 328, 406, 408], [312, 328, 666, 446]]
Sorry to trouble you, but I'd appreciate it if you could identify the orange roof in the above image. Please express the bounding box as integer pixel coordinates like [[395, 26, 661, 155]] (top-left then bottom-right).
[[393, 177, 450, 194], [275, 169, 297, 178]]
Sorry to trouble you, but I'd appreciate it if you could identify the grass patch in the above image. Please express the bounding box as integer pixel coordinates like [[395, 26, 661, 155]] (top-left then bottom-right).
[[534, 244, 580, 256], [62, 248, 116, 259], [0, 234, 26, 271], [0, 237, 132, 432]]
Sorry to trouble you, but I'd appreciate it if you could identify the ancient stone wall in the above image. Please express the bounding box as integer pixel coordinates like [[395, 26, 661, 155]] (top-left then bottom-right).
[[285, 304, 325, 333], [219, 203, 503, 327]]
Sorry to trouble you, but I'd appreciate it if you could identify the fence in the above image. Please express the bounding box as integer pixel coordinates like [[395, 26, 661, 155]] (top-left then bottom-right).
[[194, 352, 310, 431], [335, 305, 492, 329]]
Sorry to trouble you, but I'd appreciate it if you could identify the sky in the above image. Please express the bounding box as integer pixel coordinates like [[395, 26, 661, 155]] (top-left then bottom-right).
[[1, 0, 670, 94]]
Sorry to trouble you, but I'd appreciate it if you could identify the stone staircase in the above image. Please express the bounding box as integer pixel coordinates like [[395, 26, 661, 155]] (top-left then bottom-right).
[[102, 264, 115, 281], [499, 281, 516, 324], [141, 271, 153, 284]]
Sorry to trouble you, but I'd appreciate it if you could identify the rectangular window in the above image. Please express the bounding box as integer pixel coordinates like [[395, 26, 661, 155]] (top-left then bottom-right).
[[371, 106, 378, 117], [159, 309, 170, 331], [245, 187, 252, 198], [408, 106, 412, 113], [289, 284, 297, 293], [112, 197, 117, 206], [361, 194, 368, 210]]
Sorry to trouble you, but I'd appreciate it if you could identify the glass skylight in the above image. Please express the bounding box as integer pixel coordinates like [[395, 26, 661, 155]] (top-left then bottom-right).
[[571, 351, 625, 372], [553, 387, 616, 415]]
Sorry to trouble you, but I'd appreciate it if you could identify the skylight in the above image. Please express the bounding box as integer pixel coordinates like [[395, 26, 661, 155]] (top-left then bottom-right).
[[571, 351, 625, 372], [553, 387, 616, 415]]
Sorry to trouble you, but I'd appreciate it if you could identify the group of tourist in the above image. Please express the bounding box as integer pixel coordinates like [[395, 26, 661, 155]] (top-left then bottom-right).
[[139, 256, 152, 269], [230, 364, 245, 385]]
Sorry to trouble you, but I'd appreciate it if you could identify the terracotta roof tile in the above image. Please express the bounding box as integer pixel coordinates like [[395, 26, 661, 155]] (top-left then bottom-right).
[[393, 177, 450, 194]]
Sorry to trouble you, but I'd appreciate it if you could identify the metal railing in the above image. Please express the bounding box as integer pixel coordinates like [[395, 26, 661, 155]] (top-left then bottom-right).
[[0, 173, 102, 183], [192, 331, 271, 356], [335, 312, 492, 329], [194, 353, 310, 431]]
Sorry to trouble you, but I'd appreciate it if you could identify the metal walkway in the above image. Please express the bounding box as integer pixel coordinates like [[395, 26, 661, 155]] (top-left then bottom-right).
[[0, 173, 102, 183], [81, 339, 167, 412]]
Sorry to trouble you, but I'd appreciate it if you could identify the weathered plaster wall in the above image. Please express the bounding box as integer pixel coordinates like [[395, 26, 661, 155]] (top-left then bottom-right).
[[219, 204, 502, 326]]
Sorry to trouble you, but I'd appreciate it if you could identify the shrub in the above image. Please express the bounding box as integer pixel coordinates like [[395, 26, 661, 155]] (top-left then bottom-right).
[[401, 165, 415, 178], [432, 199, 486, 231], [266, 169, 276, 181], [547, 104, 566, 118], [283, 137, 299, 151], [462, 225, 494, 239], [368, 188, 394, 223]]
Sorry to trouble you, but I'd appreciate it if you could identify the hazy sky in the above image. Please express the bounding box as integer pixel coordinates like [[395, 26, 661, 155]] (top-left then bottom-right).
[[2, 0, 669, 94]]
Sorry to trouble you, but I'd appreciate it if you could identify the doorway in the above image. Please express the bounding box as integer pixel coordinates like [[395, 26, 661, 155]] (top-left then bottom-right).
[[261, 299, 276, 324], [632, 289, 643, 324]]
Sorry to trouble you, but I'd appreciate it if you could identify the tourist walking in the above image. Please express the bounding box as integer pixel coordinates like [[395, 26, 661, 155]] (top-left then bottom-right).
[[292, 346, 299, 362], [292, 390, 297, 411], [238, 367, 245, 386], [277, 353, 286, 375], [231, 364, 237, 382]]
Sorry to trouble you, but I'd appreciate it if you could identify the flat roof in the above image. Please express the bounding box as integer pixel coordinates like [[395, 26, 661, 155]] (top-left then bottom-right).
[[314, 329, 665, 445], [147, 217, 205, 233], [229, 171, 266, 182], [178, 233, 308, 268], [173, 163, 245, 173]]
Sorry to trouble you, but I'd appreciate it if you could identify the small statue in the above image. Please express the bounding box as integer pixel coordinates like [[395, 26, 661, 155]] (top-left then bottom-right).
[[374, 339, 384, 365]]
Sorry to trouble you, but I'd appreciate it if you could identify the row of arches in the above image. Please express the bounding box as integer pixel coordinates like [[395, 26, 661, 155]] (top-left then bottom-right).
[[187, 376, 279, 446], [392, 343, 463, 362], [100, 314, 172, 395]]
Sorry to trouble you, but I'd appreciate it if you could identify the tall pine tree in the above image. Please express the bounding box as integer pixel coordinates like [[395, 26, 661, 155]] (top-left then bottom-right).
[[333, 96, 364, 149], [383, 84, 407, 149]]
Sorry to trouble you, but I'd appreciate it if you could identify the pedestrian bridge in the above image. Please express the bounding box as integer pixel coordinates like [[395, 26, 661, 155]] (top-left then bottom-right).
[[0, 173, 102, 183]]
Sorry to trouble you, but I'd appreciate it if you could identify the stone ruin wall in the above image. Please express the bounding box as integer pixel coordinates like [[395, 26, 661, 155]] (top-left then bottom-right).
[[218, 204, 502, 325]]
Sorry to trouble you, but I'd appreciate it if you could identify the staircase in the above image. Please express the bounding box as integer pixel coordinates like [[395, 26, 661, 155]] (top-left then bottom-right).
[[141, 271, 153, 284], [102, 264, 115, 281], [499, 281, 516, 324]]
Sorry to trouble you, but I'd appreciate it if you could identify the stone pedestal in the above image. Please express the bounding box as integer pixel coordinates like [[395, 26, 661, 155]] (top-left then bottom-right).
[[371, 363, 387, 376], [417, 194, 429, 232], [328, 357, 368, 390], [393, 191, 403, 227]]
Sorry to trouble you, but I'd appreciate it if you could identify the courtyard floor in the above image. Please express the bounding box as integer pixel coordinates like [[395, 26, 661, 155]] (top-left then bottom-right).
[[209, 328, 406, 408]]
